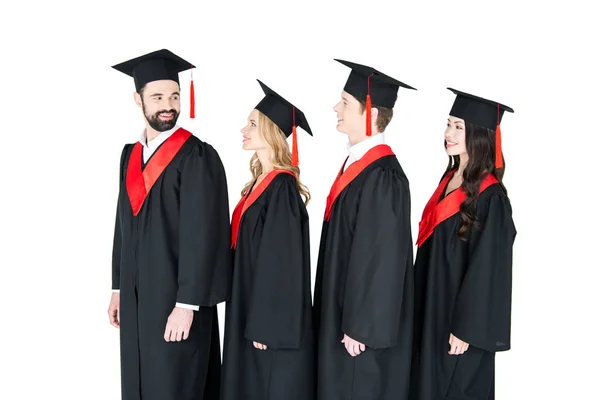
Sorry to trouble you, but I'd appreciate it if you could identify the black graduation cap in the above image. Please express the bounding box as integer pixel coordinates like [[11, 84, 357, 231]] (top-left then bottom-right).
[[335, 59, 416, 108], [335, 59, 416, 136], [447, 88, 515, 169], [254, 79, 312, 166], [448, 88, 514, 131], [112, 49, 197, 118]]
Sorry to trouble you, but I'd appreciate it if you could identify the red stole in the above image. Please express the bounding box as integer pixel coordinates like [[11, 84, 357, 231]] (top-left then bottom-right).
[[126, 128, 192, 216], [324, 144, 395, 221], [416, 172, 498, 247], [230, 169, 294, 249]]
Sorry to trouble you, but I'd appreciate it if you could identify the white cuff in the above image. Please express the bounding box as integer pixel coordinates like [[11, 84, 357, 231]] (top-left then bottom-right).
[[176, 302, 199, 311], [112, 289, 120, 292]]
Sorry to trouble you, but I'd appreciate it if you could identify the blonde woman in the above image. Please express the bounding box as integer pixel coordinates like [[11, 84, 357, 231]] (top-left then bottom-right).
[[221, 80, 314, 400]]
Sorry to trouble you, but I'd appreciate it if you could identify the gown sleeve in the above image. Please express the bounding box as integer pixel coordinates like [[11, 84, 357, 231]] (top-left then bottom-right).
[[451, 190, 516, 352], [341, 167, 413, 349], [111, 144, 129, 291], [176, 143, 232, 307], [244, 176, 308, 349]]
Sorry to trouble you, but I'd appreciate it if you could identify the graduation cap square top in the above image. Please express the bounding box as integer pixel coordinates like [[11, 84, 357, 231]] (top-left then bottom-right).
[[447, 87, 515, 169], [335, 59, 416, 109], [112, 49, 197, 118], [448, 88, 514, 131], [254, 79, 312, 166], [112, 49, 195, 92]]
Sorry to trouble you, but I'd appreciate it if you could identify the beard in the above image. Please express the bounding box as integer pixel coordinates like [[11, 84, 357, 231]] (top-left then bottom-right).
[[142, 102, 180, 132]]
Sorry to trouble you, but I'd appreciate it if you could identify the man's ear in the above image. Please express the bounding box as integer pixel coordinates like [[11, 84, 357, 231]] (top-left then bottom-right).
[[371, 106, 379, 122], [134, 91, 143, 109]]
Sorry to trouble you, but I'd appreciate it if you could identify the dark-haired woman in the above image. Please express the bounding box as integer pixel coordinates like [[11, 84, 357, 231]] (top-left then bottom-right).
[[409, 88, 517, 400]]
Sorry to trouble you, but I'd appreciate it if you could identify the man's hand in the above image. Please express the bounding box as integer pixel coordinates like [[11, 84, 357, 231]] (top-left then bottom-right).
[[164, 307, 194, 342], [108, 292, 120, 328], [253, 342, 268, 350], [341, 334, 366, 357], [448, 333, 469, 355]]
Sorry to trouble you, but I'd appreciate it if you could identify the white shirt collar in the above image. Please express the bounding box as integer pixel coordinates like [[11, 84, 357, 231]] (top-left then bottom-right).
[[347, 133, 385, 162], [139, 125, 180, 163], [139, 124, 180, 151]]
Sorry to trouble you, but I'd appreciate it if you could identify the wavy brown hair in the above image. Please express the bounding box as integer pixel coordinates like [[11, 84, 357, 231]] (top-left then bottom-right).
[[444, 121, 507, 240], [241, 110, 311, 205]]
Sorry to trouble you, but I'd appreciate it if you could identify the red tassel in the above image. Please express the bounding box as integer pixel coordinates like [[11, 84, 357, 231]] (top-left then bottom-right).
[[291, 106, 299, 166], [366, 94, 372, 137], [366, 74, 373, 137], [495, 123, 503, 169], [190, 80, 195, 119], [292, 125, 299, 166]]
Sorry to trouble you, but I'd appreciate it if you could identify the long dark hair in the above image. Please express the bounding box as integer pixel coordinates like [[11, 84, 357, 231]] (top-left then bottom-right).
[[444, 121, 507, 240]]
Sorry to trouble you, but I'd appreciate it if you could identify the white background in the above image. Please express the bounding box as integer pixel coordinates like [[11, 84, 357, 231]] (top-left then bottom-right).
[[1, 1, 598, 398]]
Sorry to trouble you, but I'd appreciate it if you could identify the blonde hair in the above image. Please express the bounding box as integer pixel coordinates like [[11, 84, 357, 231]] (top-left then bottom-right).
[[241, 111, 311, 205]]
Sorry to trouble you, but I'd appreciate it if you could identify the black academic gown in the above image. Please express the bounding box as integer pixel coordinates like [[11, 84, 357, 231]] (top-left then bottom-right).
[[112, 130, 232, 400], [409, 183, 516, 400], [221, 172, 314, 400], [313, 151, 414, 400]]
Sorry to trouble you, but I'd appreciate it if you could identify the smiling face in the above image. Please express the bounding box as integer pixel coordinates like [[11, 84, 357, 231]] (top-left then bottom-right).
[[445, 115, 467, 156], [333, 90, 366, 139], [240, 109, 267, 151], [135, 80, 181, 132]]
